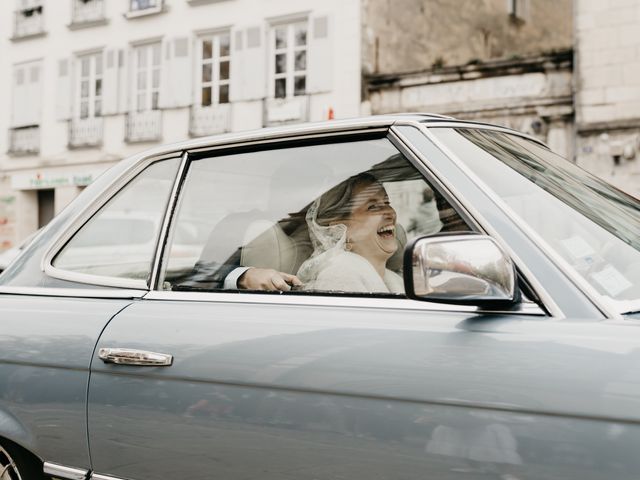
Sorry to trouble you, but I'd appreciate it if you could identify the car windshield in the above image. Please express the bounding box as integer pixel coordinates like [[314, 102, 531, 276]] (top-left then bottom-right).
[[430, 126, 640, 314]]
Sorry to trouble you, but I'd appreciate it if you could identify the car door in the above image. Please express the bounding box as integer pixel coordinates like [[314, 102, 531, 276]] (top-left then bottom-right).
[[0, 293, 135, 472], [86, 128, 640, 480]]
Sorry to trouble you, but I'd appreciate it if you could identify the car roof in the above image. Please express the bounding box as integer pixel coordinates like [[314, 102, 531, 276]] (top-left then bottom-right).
[[123, 113, 539, 164]]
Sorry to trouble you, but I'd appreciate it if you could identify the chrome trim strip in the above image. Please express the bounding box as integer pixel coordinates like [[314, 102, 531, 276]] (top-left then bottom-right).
[[91, 474, 126, 480], [150, 151, 189, 291], [186, 127, 389, 155], [390, 122, 564, 319], [0, 286, 145, 298], [420, 120, 549, 148], [43, 462, 89, 480], [39, 270, 148, 290], [143, 290, 544, 316], [415, 122, 621, 320]]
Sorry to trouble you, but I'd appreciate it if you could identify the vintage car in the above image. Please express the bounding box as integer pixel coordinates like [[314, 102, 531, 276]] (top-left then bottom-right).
[[1, 114, 639, 480]]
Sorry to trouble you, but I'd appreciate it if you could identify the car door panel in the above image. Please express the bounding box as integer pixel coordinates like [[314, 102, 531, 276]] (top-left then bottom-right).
[[87, 299, 640, 479], [0, 294, 133, 469]]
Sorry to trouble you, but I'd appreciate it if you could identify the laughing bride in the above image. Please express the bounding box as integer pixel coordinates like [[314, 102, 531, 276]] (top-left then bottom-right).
[[297, 173, 404, 294]]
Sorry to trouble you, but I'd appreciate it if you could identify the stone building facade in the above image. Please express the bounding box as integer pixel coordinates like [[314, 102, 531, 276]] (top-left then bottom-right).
[[0, 0, 361, 250], [574, 0, 640, 196], [363, 0, 640, 198], [362, 0, 575, 168]]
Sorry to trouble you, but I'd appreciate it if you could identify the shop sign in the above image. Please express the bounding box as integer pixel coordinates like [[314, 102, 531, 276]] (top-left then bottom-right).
[[11, 170, 103, 190]]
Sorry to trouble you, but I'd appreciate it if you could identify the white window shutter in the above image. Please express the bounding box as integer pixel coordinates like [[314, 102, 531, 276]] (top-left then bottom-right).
[[11, 67, 25, 127], [173, 37, 192, 107], [307, 15, 333, 94], [242, 26, 266, 101], [102, 48, 119, 115], [229, 27, 245, 102], [158, 38, 173, 108], [159, 37, 192, 108], [56, 59, 72, 121], [117, 49, 128, 114], [26, 63, 42, 125]]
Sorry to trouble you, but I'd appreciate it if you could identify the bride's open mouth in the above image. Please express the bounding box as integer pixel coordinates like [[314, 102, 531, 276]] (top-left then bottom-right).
[[377, 224, 395, 239]]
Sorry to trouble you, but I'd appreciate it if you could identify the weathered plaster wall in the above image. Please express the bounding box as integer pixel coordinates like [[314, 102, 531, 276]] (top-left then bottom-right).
[[574, 0, 640, 197], [362, 0, 573, 76]]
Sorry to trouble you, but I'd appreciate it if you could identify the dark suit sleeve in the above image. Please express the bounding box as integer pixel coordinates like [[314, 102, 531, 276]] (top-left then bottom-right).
[[173, 249, 242, 291]]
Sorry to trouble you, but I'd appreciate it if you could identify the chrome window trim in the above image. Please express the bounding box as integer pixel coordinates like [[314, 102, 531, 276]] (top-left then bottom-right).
[[144, 290, 545, 315], [420, 120, 549, 148], [415, 122, 622, 320], [150, 151, 189, 290], [186, 127, 389, 155], [391, 121, 565, 319], [0, 286, 145, 299], [43, 462, 89, 480], [42, 153, 183, 290], [91, 473, 127, 480]]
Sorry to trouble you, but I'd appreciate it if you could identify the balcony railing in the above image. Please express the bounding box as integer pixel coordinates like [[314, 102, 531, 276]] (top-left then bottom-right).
[[264, 96, 309, 127], [72, 0, 105, 24], [9, 126, 40, 154], [69, 117, 103, 148], [13, 5, 45, 39], [126, 110, 162, 143], [189, 104, 231, 137]]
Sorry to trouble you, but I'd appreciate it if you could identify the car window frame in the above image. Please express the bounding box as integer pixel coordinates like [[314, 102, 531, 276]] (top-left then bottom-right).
[[151, 127, 547, 317], [42, 152, 184, 290]]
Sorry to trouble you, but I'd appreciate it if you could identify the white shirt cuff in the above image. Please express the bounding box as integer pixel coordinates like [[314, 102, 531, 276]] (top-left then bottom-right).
[[224, 266, 251, 289]]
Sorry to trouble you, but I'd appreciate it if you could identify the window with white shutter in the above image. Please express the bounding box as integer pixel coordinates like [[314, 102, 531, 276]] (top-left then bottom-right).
[[198, 32, 231, 106], [133, 43, 162, 112], [10, 61, 41, 154], [270, 21, 308, 99], [75, 52, 104, 119]]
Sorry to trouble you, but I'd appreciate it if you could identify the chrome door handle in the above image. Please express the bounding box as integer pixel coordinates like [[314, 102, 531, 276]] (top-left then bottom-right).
[[98, 348, 173, 366]]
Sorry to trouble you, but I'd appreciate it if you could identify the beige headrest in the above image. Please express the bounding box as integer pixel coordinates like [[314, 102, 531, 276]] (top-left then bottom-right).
[[240, 222, 312, 274]]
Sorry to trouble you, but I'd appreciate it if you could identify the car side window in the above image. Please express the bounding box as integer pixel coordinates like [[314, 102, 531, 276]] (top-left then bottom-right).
[[53, 158, 180, 282], [161, 138, 470, 295]]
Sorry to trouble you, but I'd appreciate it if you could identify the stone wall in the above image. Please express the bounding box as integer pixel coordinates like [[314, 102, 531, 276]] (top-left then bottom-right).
[[575, 0, 640, 197], [362, 0, 573, 76]]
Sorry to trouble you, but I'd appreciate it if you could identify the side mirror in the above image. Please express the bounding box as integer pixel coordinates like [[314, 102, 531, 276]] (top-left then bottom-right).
[[404, 233, 517, 307]]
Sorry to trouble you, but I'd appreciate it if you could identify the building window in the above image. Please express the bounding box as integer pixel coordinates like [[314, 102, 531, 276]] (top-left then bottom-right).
[[76, 53, 103, 119], [198, 33, 231, 106], [72, 0, 105, 24], [271, 21, 307, 99], [130, 0, 159, 12], [13, 0, 45, 38], [133, 43, 161, 112], [126, 42, 163, 142], [70, 53, 104, 148]]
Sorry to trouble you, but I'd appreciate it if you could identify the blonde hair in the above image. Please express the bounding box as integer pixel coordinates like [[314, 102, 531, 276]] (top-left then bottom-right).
[[315, 173, 378, 226]]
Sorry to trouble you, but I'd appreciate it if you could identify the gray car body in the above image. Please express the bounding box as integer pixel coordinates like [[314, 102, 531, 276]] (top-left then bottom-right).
[[0, 115, 639, 480]]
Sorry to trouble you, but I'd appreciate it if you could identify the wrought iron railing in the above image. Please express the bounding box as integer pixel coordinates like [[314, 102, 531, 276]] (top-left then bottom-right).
[[126, 110, 162, 143], [264, 96, 309, 127], [69, 117, 104, 148], [72, 0, 105, 24], [13, 4, 45, 38], [9, 126, 40, 154], [189, 105, 231, 137]]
